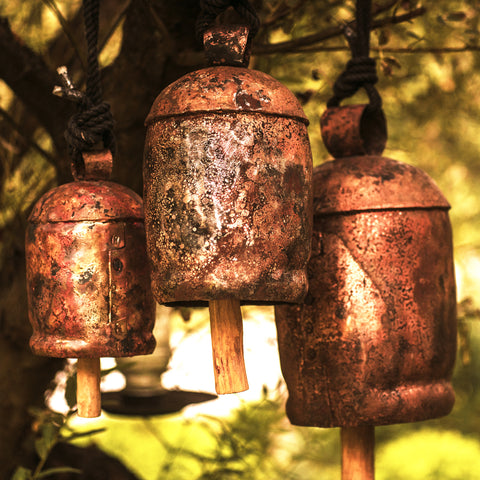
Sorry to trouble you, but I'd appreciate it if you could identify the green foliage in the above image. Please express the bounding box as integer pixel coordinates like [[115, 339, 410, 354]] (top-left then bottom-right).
[[0, 0, 80, 53], [11, 467, 33, 480], [67, 389, 338, 480], [11, 466, 83, 480], [11, 408, 103, 480], [377, 430, 480, 480], [62, 330, 480, 480]]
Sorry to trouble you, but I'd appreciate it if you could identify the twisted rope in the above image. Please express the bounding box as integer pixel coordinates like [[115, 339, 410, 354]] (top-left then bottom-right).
[[196, 0, 260, 44], [327, 0, 382, 110], [83, 0, 102, 105], [55, 0, 115, 175]]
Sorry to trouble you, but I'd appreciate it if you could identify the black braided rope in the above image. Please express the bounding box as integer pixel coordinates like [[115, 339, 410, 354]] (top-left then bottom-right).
[[327, 0, 382, 110], [196, 0, 260, 44], [83, 0, 101, 105], [66, 103, 115, 153], [59, 0, 116, 173]]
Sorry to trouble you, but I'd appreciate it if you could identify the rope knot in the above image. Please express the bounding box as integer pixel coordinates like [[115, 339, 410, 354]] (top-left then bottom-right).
[[195, 0, 260, 45], [328, 56, 378, 106], [53, 0, 117, 180], [65, 102, 115, 157], [326, 0, 383, 111], [54, 66, 116, 172]]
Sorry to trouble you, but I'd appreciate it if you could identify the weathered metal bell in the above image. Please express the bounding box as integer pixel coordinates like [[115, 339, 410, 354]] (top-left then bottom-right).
[[275, 105, 457, 427], [26, 152, 156, 359], [143, 26, 313, 307], [144, 25, 312, 395], [26, 151, 155, 358], [26, 151, 156, 416]]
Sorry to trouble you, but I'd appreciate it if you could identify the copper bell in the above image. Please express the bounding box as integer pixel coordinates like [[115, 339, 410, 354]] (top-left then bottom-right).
[[144, 26, 313, 394], [26, 151, 156, 417], [275, 105, 457, 427]]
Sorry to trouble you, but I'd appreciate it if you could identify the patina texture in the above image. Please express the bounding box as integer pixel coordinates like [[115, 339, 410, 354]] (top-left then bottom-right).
[[26, 180, 156, 358], [144, 65, 313, 306], [203, 25, 250, 67], [320, 104, 387, 158], [145, 67, 308, 124], [275, 150, 457, 427]]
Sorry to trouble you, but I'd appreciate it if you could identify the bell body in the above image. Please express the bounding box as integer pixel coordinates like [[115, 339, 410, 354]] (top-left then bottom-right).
[[275, 155, 457, 427], [144, 66, 313, 305], [26, 181, 156, 358]]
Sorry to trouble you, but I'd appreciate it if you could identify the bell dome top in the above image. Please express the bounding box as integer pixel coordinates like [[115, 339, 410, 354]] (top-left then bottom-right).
[[313, 155, 450, 215], [145, 66, 308, 125], [29, 181, 144, 223]]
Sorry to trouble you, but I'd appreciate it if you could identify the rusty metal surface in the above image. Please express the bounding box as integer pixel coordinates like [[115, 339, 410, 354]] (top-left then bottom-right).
[[29, 181, 144, 223], [72, 150, 113, 181], [275, 157, 457, 427], [313, 155, 450, 214], [144, 51, 313, 305], [321, 105, 387, 158], [204, 25, 250, 67], [145, 67, 309, 124], [26, 181, 155, 358], [145, 112, 312, 304]]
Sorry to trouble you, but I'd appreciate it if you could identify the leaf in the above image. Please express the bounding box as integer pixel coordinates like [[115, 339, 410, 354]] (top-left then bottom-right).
[[100, 366, 118, 378], [446, 11, 467, 22], [41, 423, 58, 450], [406, 30, 422, 40], [465, 29, 480, 37], [37, 467, 82, 478], [11, 466, 32, 480], [27, 407, 46, 419], [65, 373, 77, 410], [35, 438, 49, 461], [380, 56, 402, 77], [64, 427, 106, 441], [383, 56, 402, 70], [377, 29, 390, 46]]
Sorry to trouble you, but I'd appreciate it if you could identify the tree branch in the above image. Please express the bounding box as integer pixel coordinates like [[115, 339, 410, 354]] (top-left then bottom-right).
[[253, 7, 427, 55], [0, 106, 56, 165], [294, 44, 480, 55], [41, 0, 86, 71], [0, 17, 71, 177], [261, 0, 311, 29]]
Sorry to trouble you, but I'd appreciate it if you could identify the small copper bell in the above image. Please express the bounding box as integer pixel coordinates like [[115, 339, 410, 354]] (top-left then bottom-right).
[[275, 105, 457, 427], [26, 151, 156, 417], [144, 26, 313, 394]]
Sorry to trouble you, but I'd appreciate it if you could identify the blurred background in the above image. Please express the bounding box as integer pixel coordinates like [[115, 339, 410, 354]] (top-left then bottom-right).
[[0, 1, 479, 479]]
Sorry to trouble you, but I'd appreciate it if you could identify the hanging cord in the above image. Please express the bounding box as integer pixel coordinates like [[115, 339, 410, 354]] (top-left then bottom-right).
[[54, 0, 115, 175], [196, 0, 260, 45], [327, 0, 382, 111]]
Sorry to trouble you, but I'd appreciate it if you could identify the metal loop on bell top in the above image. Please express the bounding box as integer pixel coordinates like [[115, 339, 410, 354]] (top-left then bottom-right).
[[320, 104, 387, 159], [203, 25, 250, 67], [72, 149, 113, 181]]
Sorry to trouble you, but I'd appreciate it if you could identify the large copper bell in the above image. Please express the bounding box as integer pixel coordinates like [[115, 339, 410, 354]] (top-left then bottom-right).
[[275, 105, 457, 427], [26, 151, 156, 417], [144, 26, 312, 305], [144, 26, 313, 394]]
